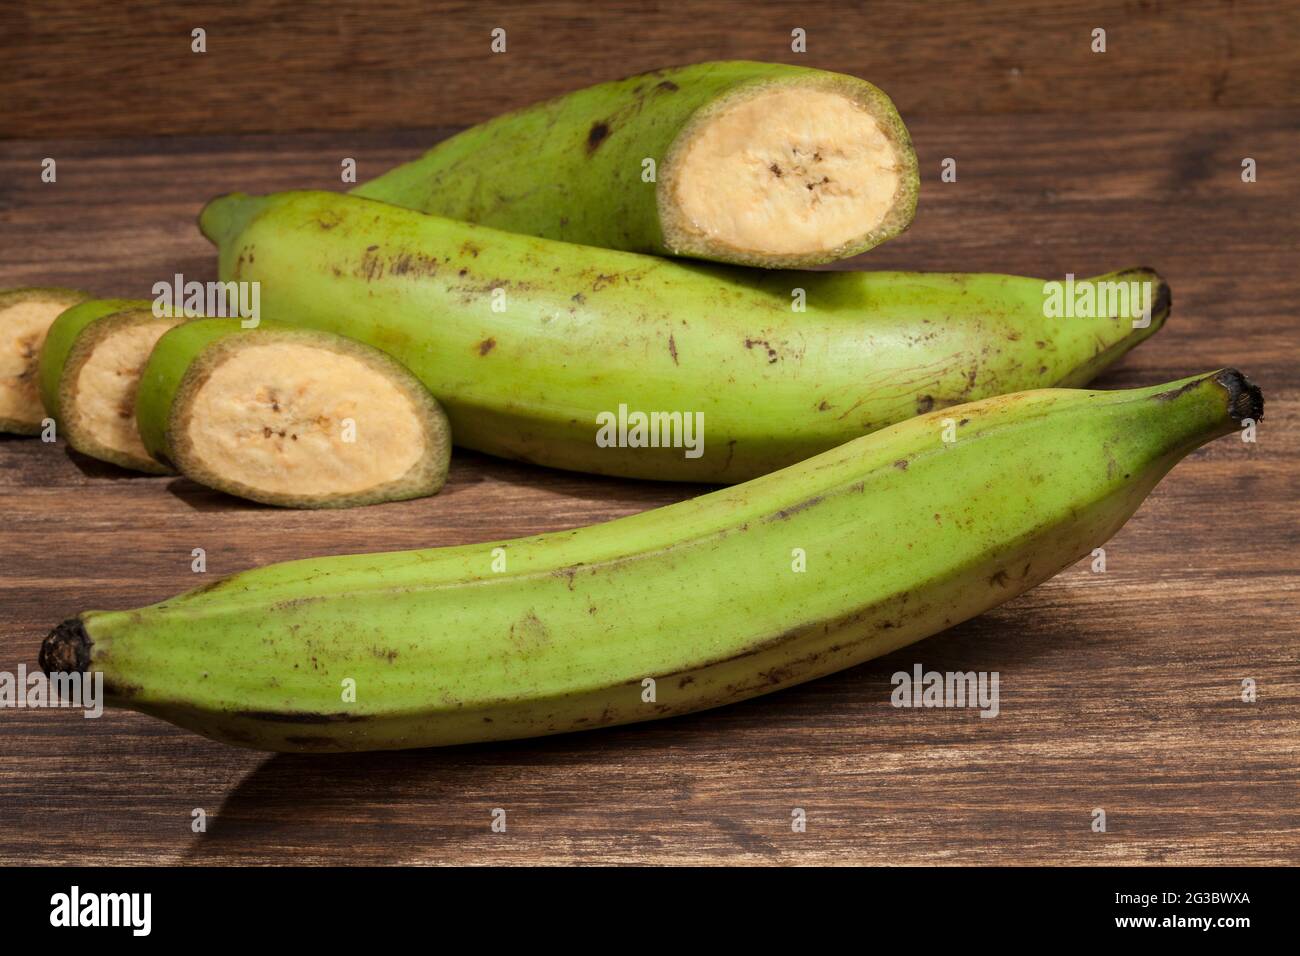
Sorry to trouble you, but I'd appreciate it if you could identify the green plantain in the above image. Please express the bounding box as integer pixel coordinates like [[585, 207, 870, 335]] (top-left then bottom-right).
[[201, 189, 1169, 483], [40, 370, 1260, 752], [354, 60, 919, 268]]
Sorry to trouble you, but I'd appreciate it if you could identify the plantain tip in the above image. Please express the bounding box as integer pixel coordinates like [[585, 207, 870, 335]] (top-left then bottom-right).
[[1149, 271, 1171, 324], [197, 191, 255, 246], [40, 618, 92, 675], [1215, 369, 1264, 422]]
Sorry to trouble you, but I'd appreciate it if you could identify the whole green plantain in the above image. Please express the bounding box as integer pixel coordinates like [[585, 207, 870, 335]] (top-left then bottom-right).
[[40, 370, 1261, 752], [200, 189, 1169, 483]]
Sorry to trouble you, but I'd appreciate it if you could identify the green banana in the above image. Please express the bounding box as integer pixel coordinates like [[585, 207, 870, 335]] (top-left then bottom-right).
[[200, 189, 1169, 483], [39, 370, 1260, 753], [0, 287, 92, 434], [354, 60, 920, 268], [135, 319, 452, 508], [36, 298, 179, 473]]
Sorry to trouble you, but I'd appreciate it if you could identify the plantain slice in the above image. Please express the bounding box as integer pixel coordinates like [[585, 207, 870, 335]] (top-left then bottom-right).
[[659, 79, 917, 265], [0, 287, 92, 434], [136, 320, 451, 508], [40, 370, 1261, 752], [38, 301, 181, 472]]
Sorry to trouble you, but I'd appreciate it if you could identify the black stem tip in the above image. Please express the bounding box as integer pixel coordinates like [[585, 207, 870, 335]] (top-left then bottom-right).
[[1127, 267, 1171, 323], [1216, 369, 1264, 423], [40, 618, 92, 675], [1151, 274, 1172, 322]]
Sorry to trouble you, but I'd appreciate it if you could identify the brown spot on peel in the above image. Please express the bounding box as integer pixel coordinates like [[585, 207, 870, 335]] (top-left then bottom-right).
[[587, 121, 610, 153], [769, 494, 825, 521], [744, 338, 779, 363]]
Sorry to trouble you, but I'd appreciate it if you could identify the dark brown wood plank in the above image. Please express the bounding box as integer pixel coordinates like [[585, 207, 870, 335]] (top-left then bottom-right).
[[0, 110, 1297, 865], [4, 1, 1299, 138]]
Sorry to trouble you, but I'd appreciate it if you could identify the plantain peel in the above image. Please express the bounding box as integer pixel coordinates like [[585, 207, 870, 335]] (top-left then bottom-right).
[[0, 287, 92, 433], [40, 370, 1260, 752], [135, 320, 451, 508]]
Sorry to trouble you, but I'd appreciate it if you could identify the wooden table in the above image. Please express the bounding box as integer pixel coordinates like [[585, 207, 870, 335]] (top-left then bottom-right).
[[1, 111, 1296, 865]]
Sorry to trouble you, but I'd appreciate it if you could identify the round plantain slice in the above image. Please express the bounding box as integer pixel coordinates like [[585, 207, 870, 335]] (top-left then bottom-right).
[[136, 320, 451, 508], [38, 301, 182, 473], [658, 75, 919, 266], [0, 287, 93, 434]]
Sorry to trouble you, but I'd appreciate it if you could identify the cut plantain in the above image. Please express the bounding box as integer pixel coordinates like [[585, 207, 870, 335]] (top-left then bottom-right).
[[355, 60, 920, 268], [37, 301, 180, 472], [0, 287, 91, 433], [136, 320, 451, 508]]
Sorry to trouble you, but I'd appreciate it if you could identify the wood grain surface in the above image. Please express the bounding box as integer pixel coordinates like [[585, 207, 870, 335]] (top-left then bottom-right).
[[0, 106, 1296, 865], [5, 0, 1300, 138]]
